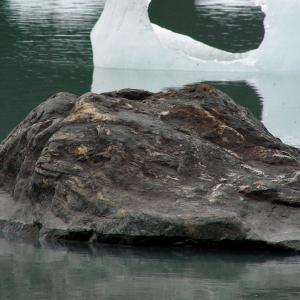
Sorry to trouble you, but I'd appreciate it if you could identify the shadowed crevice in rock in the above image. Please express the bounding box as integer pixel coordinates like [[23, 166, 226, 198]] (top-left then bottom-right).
[[103, 89, 154, 101], [0, 84, 300, 251]]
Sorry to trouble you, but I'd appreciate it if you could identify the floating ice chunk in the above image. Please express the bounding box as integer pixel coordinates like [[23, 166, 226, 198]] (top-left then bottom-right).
[[91, 0, 248, 71], [91, 0, 300, 73]]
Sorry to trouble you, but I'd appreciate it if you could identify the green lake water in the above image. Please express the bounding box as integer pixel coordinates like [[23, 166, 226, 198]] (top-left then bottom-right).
[[0, 238, 300, 300], [0, 1, 300, 298]]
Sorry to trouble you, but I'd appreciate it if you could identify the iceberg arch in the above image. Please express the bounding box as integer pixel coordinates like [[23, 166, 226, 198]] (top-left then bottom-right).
[[91, 0, 300, 73], [91, 0, 249, 71]]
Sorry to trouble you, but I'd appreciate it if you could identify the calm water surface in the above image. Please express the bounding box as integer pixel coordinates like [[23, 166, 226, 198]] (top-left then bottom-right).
[[0, 1, 300, 298], [0, 238, 300, 300]]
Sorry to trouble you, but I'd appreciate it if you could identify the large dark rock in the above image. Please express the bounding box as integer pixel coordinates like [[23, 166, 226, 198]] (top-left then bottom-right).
[[1, 85, 300, 250]]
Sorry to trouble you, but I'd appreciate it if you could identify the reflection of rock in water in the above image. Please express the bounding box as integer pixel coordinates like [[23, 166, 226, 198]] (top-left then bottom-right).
[[149, 0, 264, 52], [0, 238, 300, 300]]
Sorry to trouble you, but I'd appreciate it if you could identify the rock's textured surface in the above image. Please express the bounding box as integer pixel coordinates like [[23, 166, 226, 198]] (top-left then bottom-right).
[[1, 85, 300, 250]]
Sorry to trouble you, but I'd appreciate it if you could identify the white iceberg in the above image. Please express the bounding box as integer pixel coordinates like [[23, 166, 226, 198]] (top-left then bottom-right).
[[91, 0, 300, 73]]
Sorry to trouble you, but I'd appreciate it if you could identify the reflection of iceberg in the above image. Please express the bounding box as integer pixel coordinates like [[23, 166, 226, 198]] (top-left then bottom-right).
[[92, 68, 300, 147], [91, 0, 300, 73], [255, 75, 300, 147]]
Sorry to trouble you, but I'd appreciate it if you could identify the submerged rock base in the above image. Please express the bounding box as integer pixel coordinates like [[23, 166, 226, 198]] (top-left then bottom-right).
[[1, 85, 300, 251]]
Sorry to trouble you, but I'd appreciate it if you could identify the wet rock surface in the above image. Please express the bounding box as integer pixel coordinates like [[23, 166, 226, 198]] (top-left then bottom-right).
[[1, 84, 300, 251]]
